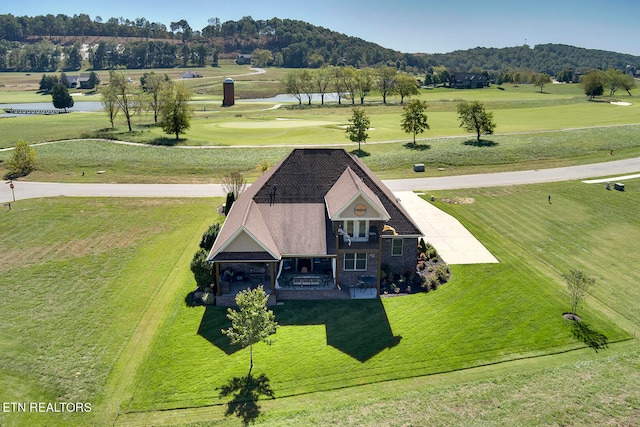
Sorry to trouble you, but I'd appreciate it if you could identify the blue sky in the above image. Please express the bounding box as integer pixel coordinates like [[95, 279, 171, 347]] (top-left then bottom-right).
[[3, 0, 640, 56]]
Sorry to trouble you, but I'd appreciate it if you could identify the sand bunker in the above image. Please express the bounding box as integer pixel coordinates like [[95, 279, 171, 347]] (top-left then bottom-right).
[[610, 101, 632, 106]]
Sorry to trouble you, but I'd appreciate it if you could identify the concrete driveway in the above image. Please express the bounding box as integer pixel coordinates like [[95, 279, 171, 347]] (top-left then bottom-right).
[[394, 191, 499, 265]]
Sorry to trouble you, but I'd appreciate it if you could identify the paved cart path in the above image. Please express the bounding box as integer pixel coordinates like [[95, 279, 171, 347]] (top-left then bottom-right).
[[4, 157, 640, 204]]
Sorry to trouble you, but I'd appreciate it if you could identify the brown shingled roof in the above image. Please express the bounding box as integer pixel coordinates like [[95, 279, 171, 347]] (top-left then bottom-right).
[[208, 149, 421, 262]]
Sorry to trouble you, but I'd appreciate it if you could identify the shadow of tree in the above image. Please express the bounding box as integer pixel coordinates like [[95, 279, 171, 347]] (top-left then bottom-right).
[[219, 373, 274, 426], [150, 137, 183, 146], [349, 149, 370, 157], [463, 139, 498, 147], [403, 142, 431, 151], [571, 321, 608, 352]]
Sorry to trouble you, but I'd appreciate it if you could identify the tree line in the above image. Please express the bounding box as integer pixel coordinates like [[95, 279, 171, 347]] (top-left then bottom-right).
[[281, 66, 420, 106], [2, 14, 639, 79]]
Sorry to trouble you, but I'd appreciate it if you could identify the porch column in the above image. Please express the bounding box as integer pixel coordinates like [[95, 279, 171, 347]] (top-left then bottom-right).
[[270, 262, 275, 294], [377, 235, 383, 296], [215, 262, 221, 296]]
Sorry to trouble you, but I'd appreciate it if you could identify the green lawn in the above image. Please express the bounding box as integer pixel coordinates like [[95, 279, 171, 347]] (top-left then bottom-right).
[[0, 178, 638, 426], [2, 124, 639, 183], [122, 180, 637, 416], [0, 197, 220, 427]]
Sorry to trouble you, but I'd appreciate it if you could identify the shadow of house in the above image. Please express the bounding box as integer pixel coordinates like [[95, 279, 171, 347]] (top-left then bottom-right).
[[198, 299, 400, 362]]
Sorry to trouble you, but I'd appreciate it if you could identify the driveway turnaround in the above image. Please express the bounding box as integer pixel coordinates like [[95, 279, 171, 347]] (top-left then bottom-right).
[[394, 191, 499, 265]]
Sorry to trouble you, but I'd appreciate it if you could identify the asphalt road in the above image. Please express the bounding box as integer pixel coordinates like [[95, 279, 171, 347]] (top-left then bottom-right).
[[3, 157, 640, 204]]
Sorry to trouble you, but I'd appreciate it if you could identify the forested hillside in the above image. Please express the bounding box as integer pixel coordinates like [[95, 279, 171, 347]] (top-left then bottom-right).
[[1, 13, 638, 76]]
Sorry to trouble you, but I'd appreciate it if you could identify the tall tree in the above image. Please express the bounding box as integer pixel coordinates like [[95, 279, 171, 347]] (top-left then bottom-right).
[[457, 101, 496, 143], [108, 71, 142, 132], [355, 67, 374, 105], [580, 69, 606, 101], [282, 69, 303, 106], [158, 82, 194, 140], [51, 82, 74, 111], [313, 67, 332, 105], [401, 99, 430, 144], [377, 66, 397, 104], [141, 72, 169, 123], [64, 43, 83, 70], [345, 107, 370, 154], [342, 66, 358, 105], [533, 72, 552, 93], [395, 74, 419, 104], [222, 286, 277, 375]]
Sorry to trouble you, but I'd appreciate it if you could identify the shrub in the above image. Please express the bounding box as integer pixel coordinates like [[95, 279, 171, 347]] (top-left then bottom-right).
[[200, 222, 221, 250], [7, 140, 37, 178], [190, 248, 216, 290], [434, 264, 450, 284]]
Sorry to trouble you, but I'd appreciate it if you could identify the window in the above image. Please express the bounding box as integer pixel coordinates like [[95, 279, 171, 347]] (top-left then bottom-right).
[[392, 238, 403, 256], [345, 220, 368, 242], [344, 253, 367, 271]]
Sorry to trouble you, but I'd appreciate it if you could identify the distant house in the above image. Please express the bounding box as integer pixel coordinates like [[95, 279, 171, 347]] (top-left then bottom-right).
[[235, 54, 252, 65], [63, 75, 79, 88], [207, 149, 422, 302], [180, 71, 202, 79], [452, 72, 488, 89], [77, 74, 92, 89]]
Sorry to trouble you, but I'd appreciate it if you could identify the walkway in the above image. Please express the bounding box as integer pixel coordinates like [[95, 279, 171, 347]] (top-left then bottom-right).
[[394, 191, 499, 265]]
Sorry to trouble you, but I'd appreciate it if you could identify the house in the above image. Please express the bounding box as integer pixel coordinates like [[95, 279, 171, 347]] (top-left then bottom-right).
[[63, 75, 79, 88], [235, 54, 252, 65], [452, 72, 488, 89], [207, 149, 422, 301], [77, 74, 93, 89]]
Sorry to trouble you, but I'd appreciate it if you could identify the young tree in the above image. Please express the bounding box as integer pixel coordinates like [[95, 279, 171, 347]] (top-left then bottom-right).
[[533, 72, 552, 93], [100, 83, 119, 128], [8, 140, 37, 178], [401, 99, 430, 144], [222, 286, 278, 375], [158, 82, 194, 140], [51, 82, 74, 111], [395, 74, 419, 104], [222, 172, 247, 199], [457, 101, 496, 143], [345, 107, 370, 154], [562, 269, 595, 316]]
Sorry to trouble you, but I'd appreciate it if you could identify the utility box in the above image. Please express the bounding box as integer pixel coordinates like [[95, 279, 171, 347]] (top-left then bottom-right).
[[614, 182, 625, 191], [413, 163, 425, 172], [222, 78, 235, 106]]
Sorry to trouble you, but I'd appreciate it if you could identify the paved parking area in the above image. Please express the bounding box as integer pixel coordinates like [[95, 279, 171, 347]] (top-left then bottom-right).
[[394, 191, 499, 265]]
